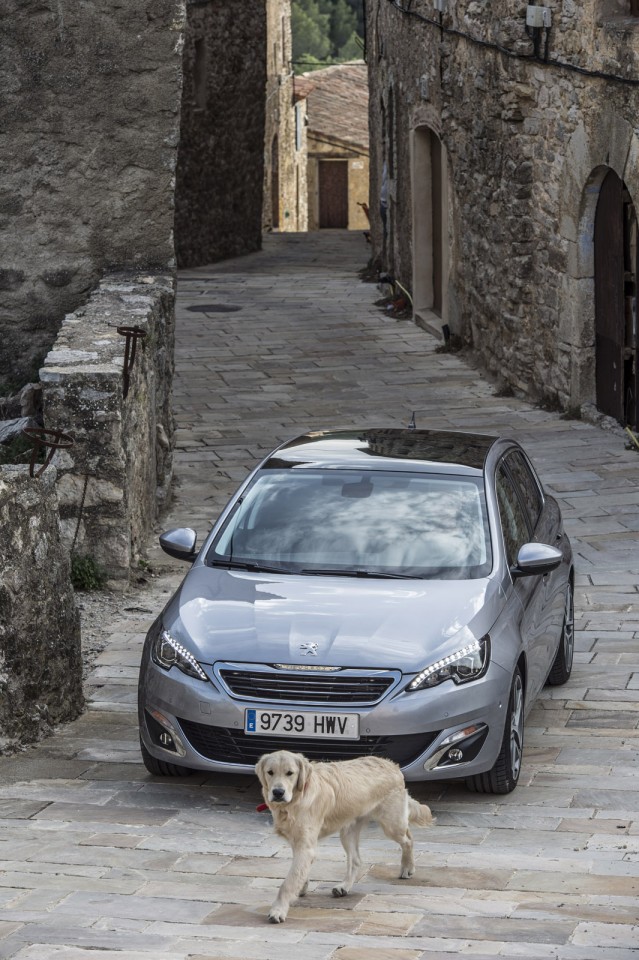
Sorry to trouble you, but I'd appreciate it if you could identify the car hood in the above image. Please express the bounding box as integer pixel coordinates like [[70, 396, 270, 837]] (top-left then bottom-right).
[[164, 567, 503, 673]]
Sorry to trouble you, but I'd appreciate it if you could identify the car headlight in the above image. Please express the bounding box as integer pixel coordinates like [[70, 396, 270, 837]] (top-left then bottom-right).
[[152, 629, 209, 682], [407, 636, 490, 691]]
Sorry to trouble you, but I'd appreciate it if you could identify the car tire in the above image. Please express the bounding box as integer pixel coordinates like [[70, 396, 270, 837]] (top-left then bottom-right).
[[546, 580, 574, 686], [466, 666, 524, 795], [139, 737, 194, 777]]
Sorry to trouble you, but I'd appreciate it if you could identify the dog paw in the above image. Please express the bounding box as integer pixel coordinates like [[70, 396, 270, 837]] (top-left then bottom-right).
[[399, 867, 415, 879], [268, 908, 287, 923], [332, 885, 349, 898]]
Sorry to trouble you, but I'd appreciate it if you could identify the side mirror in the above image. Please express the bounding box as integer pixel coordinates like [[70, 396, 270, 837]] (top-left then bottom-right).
[[159, 528, 198, 562], [511, 542, 562, 579]]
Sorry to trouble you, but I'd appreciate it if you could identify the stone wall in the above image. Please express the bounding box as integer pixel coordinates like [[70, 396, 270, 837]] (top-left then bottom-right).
[[0, 0, 185, 395], [367, 0, 639, 410], [0, 467, 82, 753], [40, 273, 175, 583], [174, 0, 268, 266]]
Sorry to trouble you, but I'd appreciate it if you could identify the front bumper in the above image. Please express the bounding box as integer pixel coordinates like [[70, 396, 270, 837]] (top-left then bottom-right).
[[139, 653, 514, 782]]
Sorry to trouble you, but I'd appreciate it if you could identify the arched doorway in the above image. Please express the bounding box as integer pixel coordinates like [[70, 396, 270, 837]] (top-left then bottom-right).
[[595, 169, 638, 425], [411, 126, 449, 335]]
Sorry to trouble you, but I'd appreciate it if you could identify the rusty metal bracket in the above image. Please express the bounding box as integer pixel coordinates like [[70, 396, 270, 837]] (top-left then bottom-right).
[[117, 325, 147, 399], [71, 473, 90, 554], [22, 426, 75, 478]]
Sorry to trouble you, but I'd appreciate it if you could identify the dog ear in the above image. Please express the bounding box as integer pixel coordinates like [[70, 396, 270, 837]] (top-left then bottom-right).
[[255, 753, 270, 787], [294, 754, 312, 793]]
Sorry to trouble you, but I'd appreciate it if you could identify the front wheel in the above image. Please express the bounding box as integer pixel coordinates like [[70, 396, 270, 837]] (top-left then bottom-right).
[[547, 581, 574, 686], [466, 666, 524, 795], [139, 737, 194, 777]]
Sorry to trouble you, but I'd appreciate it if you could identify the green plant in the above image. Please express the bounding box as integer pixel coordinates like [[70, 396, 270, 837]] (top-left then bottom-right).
[[71, 555, 105, 591]]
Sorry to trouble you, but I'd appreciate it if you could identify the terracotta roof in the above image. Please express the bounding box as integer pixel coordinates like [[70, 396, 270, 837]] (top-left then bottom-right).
[[293, 77, 315, 102], [298, 62, 369, 152]]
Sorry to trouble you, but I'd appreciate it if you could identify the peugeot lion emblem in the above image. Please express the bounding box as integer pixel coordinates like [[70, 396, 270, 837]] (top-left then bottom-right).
[[299, 642, 319, 656]]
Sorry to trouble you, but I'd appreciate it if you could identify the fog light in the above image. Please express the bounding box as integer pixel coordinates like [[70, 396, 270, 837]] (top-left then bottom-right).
[[423, 722, 489, 771], [145, 709, 187, 758]]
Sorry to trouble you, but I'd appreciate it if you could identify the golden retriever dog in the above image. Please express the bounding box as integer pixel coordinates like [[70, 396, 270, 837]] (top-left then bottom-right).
[[255, 749, 434, 923]]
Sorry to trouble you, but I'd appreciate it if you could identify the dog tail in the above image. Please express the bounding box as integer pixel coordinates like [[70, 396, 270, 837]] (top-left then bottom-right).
[[408, 796, 435, 827]]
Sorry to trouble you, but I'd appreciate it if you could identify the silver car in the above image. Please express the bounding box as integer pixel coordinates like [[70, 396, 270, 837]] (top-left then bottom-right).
[[138, 428, 573, 794]]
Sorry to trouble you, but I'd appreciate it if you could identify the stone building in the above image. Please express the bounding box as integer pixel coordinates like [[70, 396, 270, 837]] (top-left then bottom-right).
[[2, 0, 272, 583], [3, 0, 271, 389], [263, 0, 308, 232], [367, 0, 639, 424], [298, 63, 370, 232], [1, 0, 185, 396]]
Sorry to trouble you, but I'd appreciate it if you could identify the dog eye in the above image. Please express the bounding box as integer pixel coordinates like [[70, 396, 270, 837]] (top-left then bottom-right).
[[267, 770, 273, 776], [286, 770, 294, 777]]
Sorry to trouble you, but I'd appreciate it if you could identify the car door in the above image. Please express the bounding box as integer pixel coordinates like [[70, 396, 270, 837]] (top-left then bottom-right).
[[495, 460, 548, 705], [506, 450, 566, 674]]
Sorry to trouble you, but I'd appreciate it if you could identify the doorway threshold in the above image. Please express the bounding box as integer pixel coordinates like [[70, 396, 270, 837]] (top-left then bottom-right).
[[414, 309, 445, 341]]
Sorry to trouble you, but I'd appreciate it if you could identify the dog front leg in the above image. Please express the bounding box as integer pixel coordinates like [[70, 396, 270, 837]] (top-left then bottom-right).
[[269, 841, 316, 923]]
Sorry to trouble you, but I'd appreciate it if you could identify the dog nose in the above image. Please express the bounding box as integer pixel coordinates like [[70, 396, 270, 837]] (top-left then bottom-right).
[[271, 787, 285, 801]]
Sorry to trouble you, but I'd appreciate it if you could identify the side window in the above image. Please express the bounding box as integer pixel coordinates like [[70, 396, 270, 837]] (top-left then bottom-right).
[[505, 451, 543, 531], [496, 464, 530, 568]]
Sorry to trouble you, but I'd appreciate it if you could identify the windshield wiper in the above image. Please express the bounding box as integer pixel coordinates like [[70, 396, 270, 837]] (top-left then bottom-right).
[[211, 559, 293, 574], [300, 568, 418, 580]]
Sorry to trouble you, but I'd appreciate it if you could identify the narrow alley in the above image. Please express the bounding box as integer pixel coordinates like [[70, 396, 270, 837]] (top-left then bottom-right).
[[0, 232, 638, 959]]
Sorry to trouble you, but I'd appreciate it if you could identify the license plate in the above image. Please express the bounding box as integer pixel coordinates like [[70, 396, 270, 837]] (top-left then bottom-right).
[[245, 709, 360, 739]]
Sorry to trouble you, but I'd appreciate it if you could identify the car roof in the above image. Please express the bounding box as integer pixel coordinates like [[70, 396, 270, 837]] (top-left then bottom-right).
[[266, 429, 500, 475]]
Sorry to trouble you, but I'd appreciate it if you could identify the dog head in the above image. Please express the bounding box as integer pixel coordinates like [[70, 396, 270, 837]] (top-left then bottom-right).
[[255, 750, 312, 804]]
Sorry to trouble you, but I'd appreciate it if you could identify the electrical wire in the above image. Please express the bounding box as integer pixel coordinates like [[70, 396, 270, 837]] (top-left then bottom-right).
[[626, 425, 639, 450], [384, 0, 639, 88], [309, 133, 369, 158]]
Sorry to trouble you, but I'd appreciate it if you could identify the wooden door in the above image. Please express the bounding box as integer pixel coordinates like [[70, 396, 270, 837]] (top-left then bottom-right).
[[271, 136, 279, 230], [319, 161, 348, 228], [595, 170, 624, 421], [623, 192, 639, 427]]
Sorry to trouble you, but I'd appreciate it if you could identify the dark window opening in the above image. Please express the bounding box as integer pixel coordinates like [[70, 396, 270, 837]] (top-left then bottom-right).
[[193, 38, 207, 110]]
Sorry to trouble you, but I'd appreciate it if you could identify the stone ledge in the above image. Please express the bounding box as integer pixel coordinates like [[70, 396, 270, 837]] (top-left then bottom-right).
[[41, 271, 175, 584]]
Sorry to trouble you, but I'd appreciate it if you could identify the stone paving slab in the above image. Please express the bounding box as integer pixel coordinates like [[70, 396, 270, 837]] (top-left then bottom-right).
[[1, 232, 639, 958]]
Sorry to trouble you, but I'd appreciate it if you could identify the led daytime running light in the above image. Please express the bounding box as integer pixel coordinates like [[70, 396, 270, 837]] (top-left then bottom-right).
[[157, 630, 208, 682], [409, 640, 482, 691]]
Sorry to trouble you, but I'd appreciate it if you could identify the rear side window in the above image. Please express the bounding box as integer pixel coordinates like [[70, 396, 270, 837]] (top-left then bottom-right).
[[496, 464, 530, 568], [506, 450, 543, 530]]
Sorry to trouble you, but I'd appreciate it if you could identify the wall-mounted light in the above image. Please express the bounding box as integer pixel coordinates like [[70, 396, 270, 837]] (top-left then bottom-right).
[[526, 5, 552, 28], [525, 5, 552, 61]]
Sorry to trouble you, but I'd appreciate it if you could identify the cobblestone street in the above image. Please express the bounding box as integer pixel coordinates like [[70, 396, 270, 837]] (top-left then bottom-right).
[[1, 231, 638, 958]]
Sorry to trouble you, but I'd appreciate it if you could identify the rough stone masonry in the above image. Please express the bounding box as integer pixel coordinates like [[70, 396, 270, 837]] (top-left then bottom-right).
[[0, 467, 82, 753], [367, 0, 639, 413]]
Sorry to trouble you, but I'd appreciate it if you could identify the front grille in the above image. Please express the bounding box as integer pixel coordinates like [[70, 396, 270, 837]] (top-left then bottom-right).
[[177, 718, 439, 767], [218, 668, 395, 705]]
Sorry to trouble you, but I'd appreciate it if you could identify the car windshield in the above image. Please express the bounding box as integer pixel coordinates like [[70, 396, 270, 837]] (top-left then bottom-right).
[[208, 468, 492, 580]]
